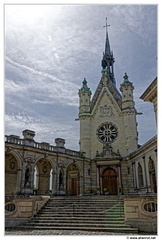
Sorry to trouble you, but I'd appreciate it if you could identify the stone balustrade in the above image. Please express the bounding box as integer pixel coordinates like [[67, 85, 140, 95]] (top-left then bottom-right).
[[5, 134, 81, 157]]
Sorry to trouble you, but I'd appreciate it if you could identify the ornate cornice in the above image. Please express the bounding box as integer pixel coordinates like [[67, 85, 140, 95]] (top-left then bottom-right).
[[140, 77, 157, 103], [79, 115, 91, 120]]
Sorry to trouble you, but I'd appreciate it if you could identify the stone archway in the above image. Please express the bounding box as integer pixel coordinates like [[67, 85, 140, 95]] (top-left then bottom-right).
[[66, 163, 80, 196], [5, 153, 19, 195], [35, 158, 52, 195], [102, 168, 118, 195]]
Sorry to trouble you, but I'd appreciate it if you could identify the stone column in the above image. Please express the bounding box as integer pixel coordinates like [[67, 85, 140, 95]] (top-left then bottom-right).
[[153, 102, 157, 124], [118, 165, 122, 194], [52, 170, 57, 195], [80, 175, 83, 196], [16, 168, 22, 194]]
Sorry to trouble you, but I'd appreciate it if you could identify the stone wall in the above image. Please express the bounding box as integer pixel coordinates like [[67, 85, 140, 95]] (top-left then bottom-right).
[[124, 196, 157, 233], [5, 196, 50, 228]]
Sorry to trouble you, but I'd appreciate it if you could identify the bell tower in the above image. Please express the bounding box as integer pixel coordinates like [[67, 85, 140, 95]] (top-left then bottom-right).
[[78, 19, 138, 159], [77, 19, 139, 195]]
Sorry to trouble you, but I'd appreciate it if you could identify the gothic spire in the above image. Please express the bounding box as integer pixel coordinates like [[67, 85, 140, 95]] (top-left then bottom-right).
[[102, 18, 116, 86], [103, 17, 111, 56]]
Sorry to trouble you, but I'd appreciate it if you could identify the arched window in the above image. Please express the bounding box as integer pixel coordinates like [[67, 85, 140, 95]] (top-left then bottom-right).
[[66, 163, 80, 196], [138, 163, 143, 187], [5, 153, 19, 195], [35, 159, 52, 195], [148, 158, 157, 193], [149, 158, 155, 172]]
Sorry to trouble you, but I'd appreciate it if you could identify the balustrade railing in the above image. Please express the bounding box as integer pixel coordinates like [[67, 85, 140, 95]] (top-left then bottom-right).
[[5, 135, 81, 157]]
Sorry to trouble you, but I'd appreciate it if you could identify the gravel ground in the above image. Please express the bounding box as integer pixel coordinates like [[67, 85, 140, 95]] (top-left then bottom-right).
[[5, 230, 156, 236], [5, 229, 137, 235]]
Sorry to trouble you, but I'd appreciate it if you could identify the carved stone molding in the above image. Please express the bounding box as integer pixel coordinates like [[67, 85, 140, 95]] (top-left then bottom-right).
[[99, 105, 114, 117]]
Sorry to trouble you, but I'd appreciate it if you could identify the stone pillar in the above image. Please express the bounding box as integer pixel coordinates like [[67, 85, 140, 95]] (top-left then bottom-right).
[[52, 170, 57, 195], [16, 168, 22, 194], [22, 129, 35, 147], [153, 102, 157, 124], [80, 175, 83, 196], [118, 165, 122, 194], [97, 167, 100, 186]]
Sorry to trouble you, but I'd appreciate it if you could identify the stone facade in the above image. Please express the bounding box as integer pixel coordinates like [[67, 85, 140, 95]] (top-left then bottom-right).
[[5, 196, 50, 227], [5, 130, 91, 196], [79, 72, 138, 160], [124, 195, 157, 233]]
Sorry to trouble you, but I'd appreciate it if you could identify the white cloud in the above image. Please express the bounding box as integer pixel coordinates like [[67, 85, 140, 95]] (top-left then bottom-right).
[[5, 113, 79, 150], [6, 56, 79, 106], [5, 5, 157, 149]]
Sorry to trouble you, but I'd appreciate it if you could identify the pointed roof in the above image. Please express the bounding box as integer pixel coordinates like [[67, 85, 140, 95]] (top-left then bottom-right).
[[90, 71, 122, 112], [102, 18, 115, 85], [103, 17, 111, 59], [79, 78, 91, 94], [105, 31, 111, 57]]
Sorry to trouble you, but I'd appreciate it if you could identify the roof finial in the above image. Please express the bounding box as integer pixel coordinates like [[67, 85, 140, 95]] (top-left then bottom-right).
[[103, 17, 110, 37], [123, 72, 129, 81]]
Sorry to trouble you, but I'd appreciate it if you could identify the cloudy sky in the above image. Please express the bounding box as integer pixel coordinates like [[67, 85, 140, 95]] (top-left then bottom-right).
[[5, 4, 157, 151]]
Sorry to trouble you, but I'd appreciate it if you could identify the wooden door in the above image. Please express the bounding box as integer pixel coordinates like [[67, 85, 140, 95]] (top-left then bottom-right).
[[67, 163, 80, 196], [102, 168, 117, 195]]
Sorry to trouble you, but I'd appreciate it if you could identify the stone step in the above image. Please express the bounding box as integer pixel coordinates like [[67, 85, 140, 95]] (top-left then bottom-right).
[[41, 208, 124, 212], [31, 217, 125, 224], [39, 209, 124, 216], [46, 202, 124, 208], [51, 195, 124, 200], [49, 198, 123, 202], [13, 196, 138, 234], [23, 222, 132, 228], [46, 203, 123, 207], [48, 202, 123, 204], [45, 205, 124, 208], [16, 225, 138, 233], [43, 208, 124, 212], [45, 204, 124, 209], [33, 216, 125, 220], [34, 216, 125, 221], [30, 219, 126, 225], [50, 196, 124, 200], [37, 213, 125, 218], [39, 212, 124, 216]]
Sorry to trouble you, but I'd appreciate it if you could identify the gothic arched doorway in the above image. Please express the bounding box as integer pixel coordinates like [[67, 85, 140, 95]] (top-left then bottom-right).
[[5, 153, 19, 195], [35, 159, 52, 195], [66, 163, 80, 196], [102, 168, 118, 195]]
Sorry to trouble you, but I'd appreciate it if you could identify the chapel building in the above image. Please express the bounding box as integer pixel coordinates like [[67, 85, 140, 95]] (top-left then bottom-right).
[[5, 22, 157, 233]]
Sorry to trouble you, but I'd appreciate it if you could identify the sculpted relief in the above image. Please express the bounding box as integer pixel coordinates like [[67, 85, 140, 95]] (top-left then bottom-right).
[[100, 105, 114, 117]]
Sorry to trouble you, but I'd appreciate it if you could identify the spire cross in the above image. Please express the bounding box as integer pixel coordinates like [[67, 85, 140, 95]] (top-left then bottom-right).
[[103, 17, 110, 35]]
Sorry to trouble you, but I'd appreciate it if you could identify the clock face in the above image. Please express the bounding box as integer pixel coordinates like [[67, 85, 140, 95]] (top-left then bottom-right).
[[97, 122, 118, 143]]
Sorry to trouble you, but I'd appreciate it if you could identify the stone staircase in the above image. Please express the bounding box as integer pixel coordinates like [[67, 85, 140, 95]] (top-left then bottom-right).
[[16, 196, 138, 233]]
